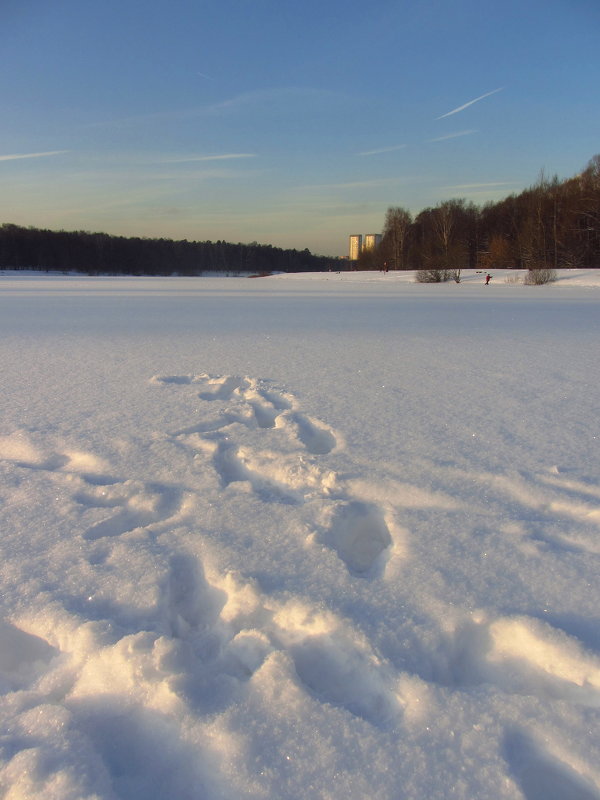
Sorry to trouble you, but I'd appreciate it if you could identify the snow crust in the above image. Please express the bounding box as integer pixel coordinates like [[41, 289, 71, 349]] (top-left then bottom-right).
[[0, 269, 599, 799]]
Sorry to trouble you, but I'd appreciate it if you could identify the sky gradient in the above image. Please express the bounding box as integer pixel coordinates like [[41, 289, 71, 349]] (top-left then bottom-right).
[[3, 0, 599, 257]]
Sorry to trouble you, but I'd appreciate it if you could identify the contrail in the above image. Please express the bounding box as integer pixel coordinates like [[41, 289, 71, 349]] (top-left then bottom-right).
[[358, 144, 407, 156], [0, 150, 69, 162], [437, 88, 504, 119], [428, 130, 477, 142], [164, 153, 256, 163]]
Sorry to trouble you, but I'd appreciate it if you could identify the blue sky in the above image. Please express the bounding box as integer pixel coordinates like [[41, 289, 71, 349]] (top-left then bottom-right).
[[2, 0, 599, 257]]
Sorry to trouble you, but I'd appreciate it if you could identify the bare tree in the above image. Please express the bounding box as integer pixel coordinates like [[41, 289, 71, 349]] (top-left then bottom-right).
[[419, 199, 473, 270], [431, 201, 456, 265], [382, 206, 412, 269]]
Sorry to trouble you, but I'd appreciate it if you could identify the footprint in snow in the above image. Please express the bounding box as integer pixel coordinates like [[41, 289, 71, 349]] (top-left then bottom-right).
[[211, 438, 301, 504], [152, 372, 252, 402], [436, 614, 600, 707], [247, 398, 280, 429], [290, 412, 338, 455], [504, 729, 600, 800], [0, 620, 58, 694], [197, 375, 250, 402], [151, 374, 197, 385], [165, 553, 227, 639], [272, 604, 402, 728], [244, 385, 294, 428], [154, 373, 338, 451], [78, 482, 183, 540], [289, 632, 401, 727], [319, 501, 393, 578], [0, 434, 117, 484]]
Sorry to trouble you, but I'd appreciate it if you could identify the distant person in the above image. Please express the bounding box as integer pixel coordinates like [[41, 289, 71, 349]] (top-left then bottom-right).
[[485, 273, 492, 285]]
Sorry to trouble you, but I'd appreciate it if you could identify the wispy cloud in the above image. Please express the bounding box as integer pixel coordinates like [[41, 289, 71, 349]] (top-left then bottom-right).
[[357, 144, 407, 156], [161, 153, 257, 164], [429, 130, 477, 142], [206, 86, 340, 115], [87, 87, 342, 130], [436, 87, 504, 119], [296, 177, 404, 191], [0, 150, 69, 162]]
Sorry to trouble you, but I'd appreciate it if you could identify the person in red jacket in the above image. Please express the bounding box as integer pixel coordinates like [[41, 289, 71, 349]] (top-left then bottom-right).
[[485, 273, 492, 285]]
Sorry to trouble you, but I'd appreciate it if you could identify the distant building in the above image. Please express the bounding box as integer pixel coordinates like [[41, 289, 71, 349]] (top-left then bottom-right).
[[364, 233, 382, 251], [348, 234, 363, 261], [349, 234, 362, 260], [348, 233, 382, 261]]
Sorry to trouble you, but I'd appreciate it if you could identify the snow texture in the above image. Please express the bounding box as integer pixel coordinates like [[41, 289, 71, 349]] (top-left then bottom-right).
[[0, 268, 599, 799]]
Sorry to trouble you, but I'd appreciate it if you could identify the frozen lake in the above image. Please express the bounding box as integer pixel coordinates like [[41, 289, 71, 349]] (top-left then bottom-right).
[[1, 270, 599, 799]]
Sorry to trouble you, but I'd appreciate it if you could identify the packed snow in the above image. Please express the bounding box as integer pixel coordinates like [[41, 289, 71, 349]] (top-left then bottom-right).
[[0, 269, 599, 799]]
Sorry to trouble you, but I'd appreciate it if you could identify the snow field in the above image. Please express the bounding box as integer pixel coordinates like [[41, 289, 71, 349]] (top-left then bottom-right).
[[0, 270, 599, 799]]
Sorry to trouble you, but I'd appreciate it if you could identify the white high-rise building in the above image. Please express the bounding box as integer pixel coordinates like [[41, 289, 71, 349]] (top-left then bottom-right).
[[364, 233, 382, 251], [348, 234, 362, 261], [349, 233, 381, 261]]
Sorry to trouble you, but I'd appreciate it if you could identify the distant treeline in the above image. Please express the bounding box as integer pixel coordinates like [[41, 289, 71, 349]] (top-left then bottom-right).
[[359, 155, 600, 271], [0, 224, 335, 275]]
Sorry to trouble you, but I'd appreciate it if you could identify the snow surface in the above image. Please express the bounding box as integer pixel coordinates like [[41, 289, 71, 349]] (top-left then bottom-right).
[[0, 269, 599, 799]]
